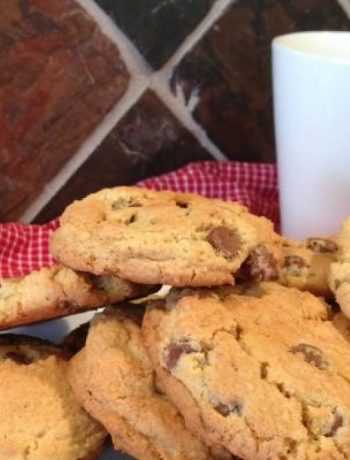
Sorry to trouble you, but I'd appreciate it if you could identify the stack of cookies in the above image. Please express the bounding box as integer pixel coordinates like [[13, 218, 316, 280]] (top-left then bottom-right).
[[1, 186, 350, 460]]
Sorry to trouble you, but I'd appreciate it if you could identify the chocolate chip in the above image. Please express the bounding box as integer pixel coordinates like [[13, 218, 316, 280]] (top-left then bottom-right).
[[207, 226, 241, 258], [214, 401, 243, 417], [214, 403, 231, 416], [276, 383, 291, 398], [126, 214, 137, 224], [260, 362, 269, 379], [325, 413, 343, 437], [175, 201, 188, 209], [165, 341, 196, 369], [4, 351, 32, 365], [306, 238, 338, 254], [290, 343, 329, 370], [239, 245, 278, 281], [128, 202, 142, 207], [283, 255, 308, 276]]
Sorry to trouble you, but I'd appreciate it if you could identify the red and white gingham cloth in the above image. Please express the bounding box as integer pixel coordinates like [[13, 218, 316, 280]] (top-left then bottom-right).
[[0, 161, 279, 279]]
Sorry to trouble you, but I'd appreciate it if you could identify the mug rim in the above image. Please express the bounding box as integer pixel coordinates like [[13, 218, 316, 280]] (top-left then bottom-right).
[[272, 31, 350, 64]]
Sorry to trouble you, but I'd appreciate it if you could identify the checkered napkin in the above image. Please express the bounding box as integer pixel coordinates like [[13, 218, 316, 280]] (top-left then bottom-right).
[[0, 161, 279, 279]]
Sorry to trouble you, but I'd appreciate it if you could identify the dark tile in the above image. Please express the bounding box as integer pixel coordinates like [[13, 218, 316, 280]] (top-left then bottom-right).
[[94, 0, 214, 68], [0, 0, 129, 221], [170, 0, 350, 163], [34, 90, 212, 223]]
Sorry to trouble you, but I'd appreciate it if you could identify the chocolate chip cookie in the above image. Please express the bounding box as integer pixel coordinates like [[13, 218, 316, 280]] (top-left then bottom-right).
[[67, 306, 222, 460], [51, 187, 282, 286], [143, 282, 350, 459], [279, 236, 338, 298], [329, 217, 350, 319], [0, 334, 106, 459], [0, 264, 152, 329]]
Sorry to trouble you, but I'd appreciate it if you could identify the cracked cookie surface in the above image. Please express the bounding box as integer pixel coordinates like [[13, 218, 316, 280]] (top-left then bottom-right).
[[143, 282, 350, 459], [0, 334, 106, 460], [0, 264, 152, 329], [330, 217, 350, 319], [67, 306, 223, 460], [279, 237, 338, 298], [51, 186, 282, 286]]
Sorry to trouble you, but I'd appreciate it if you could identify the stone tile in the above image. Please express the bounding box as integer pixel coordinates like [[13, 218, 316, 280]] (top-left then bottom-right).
[[34, 91, 212, 223], [0, 0, 129, 221], [94, 0, 214, 68], [170, 0, 350, 163]]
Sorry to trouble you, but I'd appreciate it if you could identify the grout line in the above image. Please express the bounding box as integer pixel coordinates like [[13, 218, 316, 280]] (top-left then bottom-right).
[[151, 0, 235, 162], [20, 77, 149, 223], [160, 0, 235, 73], [20, 0, 154, 223], [336, 0, 350, 19], [20, 0, 234, 221], [75, 0, 234, 165], [75, 0, 152, 77], [152, 80, 229, 161]]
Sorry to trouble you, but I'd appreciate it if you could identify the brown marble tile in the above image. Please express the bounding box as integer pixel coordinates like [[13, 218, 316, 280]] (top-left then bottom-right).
[[34, 91, 212, 223], [170, 0, 350, 163], [0, 0, 129, 221]]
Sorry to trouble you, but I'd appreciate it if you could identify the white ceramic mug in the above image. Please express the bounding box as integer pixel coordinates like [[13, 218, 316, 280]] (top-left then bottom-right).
[[272, 31, 350, 239]]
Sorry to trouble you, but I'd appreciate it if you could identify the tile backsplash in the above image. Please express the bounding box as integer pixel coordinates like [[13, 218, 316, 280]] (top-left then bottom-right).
[[1, 0, 349, 223]]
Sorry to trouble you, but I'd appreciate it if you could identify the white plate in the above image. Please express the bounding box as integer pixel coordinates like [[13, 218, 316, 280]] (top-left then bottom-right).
[[2, 311, 133, 460]]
